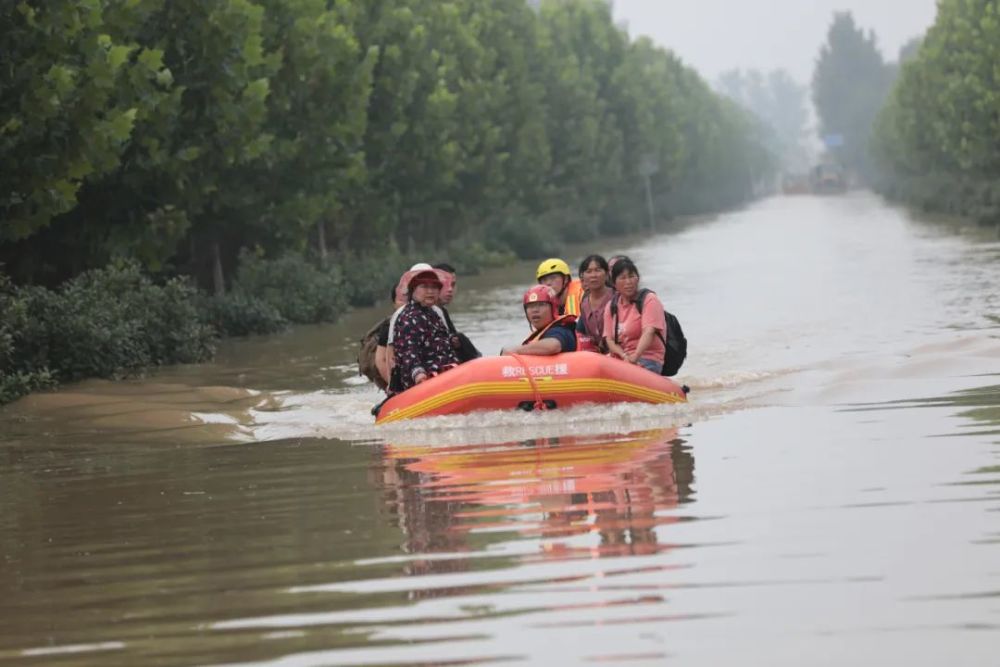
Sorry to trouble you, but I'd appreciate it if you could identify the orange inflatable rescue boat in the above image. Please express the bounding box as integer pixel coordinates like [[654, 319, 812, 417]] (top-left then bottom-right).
[[375, 352, 687, 424]]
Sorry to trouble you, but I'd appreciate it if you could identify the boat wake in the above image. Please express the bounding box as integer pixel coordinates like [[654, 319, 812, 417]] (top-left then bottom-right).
[[245, 381, 766, 445], [0, 361, 820, 447]]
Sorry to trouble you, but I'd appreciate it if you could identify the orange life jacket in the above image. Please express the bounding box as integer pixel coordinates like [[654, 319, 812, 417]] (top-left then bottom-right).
[[523, 313, 577, 345], [562, 279, 583, 316]]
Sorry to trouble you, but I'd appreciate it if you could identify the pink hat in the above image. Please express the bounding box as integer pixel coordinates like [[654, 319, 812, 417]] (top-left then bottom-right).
[[406, 269, 443, 292], [395, 271, 411, 301]]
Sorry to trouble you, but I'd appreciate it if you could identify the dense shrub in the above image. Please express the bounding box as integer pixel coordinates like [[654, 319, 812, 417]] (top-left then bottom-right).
[[7, 263, 216, 388], [126, 275, 217, 366], [198, 292, 287, 338], [446, 242, 516, 276], [874, 171, 1000, 228], [0, 275, 56, 404], [487, 213, 563, 261], [0, 367, 55, 406], [230, 252, 348, 324], [16, 282, 147, 380], [341, 248, 409, 308]]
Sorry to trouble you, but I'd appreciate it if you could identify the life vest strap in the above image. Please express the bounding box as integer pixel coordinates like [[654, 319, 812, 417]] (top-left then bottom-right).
[[522, 313, 577, 345]]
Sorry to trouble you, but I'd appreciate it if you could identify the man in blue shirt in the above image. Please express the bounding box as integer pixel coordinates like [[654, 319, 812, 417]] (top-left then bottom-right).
[[501, 285, 578, 356]]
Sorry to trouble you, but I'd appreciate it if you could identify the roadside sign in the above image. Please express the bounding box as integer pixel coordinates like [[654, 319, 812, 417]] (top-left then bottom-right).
[[823, 133, 845, 148]]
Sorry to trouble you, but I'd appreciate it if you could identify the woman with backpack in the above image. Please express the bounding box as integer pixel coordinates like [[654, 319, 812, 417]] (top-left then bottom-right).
[[603, 258, 667, 374]]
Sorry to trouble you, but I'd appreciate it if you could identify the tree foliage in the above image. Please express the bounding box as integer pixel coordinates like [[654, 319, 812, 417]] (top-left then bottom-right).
[[717, 68, 811, 173], [0, 2, 174, 243], [812, 12, 895, 180], [1, 0, 776, 287], [0, 0, 780, 403], [873, 0, 1000, 225]]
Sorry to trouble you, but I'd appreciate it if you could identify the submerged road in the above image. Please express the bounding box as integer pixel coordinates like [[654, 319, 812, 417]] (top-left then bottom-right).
[[2, 192, 999, 665]]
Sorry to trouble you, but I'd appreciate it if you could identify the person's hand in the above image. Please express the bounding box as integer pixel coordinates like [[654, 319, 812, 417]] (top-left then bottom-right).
[[414, 372, 428, 384], [626, 353, 638, 364]]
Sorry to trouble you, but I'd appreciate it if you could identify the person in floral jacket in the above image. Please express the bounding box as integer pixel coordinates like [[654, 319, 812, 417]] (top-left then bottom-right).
[[391, 270, 460, 392]]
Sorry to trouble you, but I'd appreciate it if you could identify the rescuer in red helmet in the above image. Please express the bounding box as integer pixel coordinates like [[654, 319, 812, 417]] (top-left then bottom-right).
[[500, 285, 578, 356]]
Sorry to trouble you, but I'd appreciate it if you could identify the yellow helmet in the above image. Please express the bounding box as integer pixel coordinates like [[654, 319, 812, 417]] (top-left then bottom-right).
[[536, 258, 571, 281]]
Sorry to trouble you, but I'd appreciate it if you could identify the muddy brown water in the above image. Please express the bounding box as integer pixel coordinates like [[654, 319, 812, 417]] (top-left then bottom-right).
[[2, 192, 999, 666]]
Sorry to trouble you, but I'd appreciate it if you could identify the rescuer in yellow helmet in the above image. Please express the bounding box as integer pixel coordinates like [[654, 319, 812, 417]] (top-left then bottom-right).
[[535, 258, 582, 316]]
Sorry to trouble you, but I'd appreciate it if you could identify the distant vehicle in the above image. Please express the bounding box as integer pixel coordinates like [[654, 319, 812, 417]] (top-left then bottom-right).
[[781, 173, 811, 195], [810, 162, 847, 194]]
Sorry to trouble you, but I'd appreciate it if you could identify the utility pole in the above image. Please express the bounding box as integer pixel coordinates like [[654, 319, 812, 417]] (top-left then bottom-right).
[[643, 174, 655, 231]]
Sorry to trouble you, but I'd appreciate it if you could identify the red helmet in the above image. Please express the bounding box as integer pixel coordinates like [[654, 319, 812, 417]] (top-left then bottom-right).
[[522, 284, 559, 320]]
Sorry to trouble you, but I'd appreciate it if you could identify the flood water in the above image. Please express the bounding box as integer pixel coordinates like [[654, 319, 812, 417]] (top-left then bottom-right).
[[2, 192, 1000, 666]]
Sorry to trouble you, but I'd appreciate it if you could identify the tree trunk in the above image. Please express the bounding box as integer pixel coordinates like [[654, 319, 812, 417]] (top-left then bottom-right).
[[211, 241, 225, 296], [316, 220, 328, 266], [644, 174, 656, 231]]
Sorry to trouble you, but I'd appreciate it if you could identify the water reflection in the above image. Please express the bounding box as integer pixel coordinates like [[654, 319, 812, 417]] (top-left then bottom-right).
[[844, 381, 1000, 491], [843, 380, 1000, 436], [375, 429, 694, 580], [196, 430, 700, 667]]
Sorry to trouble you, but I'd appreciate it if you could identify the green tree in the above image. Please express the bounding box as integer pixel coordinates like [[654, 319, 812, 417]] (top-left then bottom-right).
[[0, 0, 783, 403], [352, 1, 465, 253], [481, 0, 552, 217], [898, 36, 924, 64], [873, 0, 1000, 225], [440, 0, 552, 244], [812, 12, 894, 180], [95, 0, 279, 290], [607, 38, 686, 230], [3, 1, 286, 288], [535, 0, 628, 239], [673, 70, 773, 211], [253, 0, 375, 262], [0, 2, 173, 248], [718, 68, 810, 172], [143, 0, 281, 293]]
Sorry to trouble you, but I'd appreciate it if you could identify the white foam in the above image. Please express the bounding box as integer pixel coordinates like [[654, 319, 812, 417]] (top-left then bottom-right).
[[22, 642, 125, 657]]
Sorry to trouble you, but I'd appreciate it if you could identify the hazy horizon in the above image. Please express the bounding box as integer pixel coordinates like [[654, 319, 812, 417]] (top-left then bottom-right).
[[612, 0, 939, 84]]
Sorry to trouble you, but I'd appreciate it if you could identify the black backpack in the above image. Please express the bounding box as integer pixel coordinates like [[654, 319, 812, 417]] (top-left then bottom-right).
[[610, 288, 687, 376], [440, 307, 482, 362], [358, 317, 390, 390]]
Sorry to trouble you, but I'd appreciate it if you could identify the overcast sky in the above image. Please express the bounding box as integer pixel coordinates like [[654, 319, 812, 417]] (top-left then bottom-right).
[[611, 0, 939, 85]]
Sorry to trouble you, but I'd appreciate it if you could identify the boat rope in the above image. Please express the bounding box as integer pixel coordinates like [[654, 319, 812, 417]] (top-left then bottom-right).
[[508, 353, 548, 411]]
